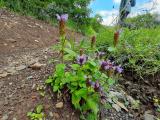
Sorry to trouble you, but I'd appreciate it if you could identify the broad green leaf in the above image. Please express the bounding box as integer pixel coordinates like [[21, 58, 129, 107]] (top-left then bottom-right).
[[108, 47, 116, 52], [64, 54, 73, 61], [27, 112, 32, 116], [45, 78, 53, 84], [108, 78, 115, 86], [75, 88, 87, 99], [53, 85, 59, 92], [64, 48, 77, 57], [70, 64, 80, 70], [55, 64, 66, 77], [88, 60, 97, 67], [87, 98, 99, 114], [72, 94, 81, 109], [36, 105, 43, 114]]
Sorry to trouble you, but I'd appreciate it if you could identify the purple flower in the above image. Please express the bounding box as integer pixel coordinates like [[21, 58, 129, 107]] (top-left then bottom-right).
[[94, 81, 100, 92], [116, 66, 123, 73], [100, 60, 114, 70], [56, 14, 68, 22], [77, 55, 87, 65]]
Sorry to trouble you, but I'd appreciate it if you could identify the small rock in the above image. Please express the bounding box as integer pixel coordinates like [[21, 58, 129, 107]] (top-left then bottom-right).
[[6, 67, 16, 74], [144, 112, 155, 120], [49, 112, 53, 117], [6, 38, 17, 43], [16, 65, 26, 71], [112, 104, 121, 112], [4, 43, 8, 46], [34, 40, 39, 42], [55, 102, 63, 108], [2, 114, 8, 120], [0, 72, 8, 78], [13, 118, 17, 120], [27, 76, 33, 80], [32, 84, 36, 89], [53, 112, 60, 118], [9, 82, 13, 85], [129, 113, 134, 118], [44, 105, 50, 109], [29, 62, 46, 70]]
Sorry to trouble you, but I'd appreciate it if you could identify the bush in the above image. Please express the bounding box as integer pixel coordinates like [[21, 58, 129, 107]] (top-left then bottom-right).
[[96, 26, 160, 77]]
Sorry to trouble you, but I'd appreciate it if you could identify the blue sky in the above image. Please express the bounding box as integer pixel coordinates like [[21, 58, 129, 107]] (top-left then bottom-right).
[[89, 0, 160, 25]]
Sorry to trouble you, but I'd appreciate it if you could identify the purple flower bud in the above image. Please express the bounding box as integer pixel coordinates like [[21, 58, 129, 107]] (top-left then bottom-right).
[[116, 66, 123, 73], [100, 61, 108, 70], [56, 14, 68, 22], [94, 81, 100, 92], [77, 55, 87, 65], [86, 79, 92, 87]]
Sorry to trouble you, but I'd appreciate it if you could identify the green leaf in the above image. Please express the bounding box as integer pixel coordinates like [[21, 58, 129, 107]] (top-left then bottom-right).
[[64, 54, 74, 61], [36, 105, 43, 114], [55, 64, 66, 77], [72, 94, 81, 109], [108, 78, 115, 86], [88, 60, 97, 67], [108, 47, 116, 52], [64, 48, 77, 57], [87, 112, 97, 120], [87, 98, 99, 114], [27, 112, 32, 117], [45, 78, 53, 84], [53, 85, 59, 92], [70, 64, 80, 70], [75, 88, 87, 99]]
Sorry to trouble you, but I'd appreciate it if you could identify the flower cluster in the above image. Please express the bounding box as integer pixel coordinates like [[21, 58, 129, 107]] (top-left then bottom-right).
[[76, 55, 88, 66], [100, 60, 123, 73], [56, 14, 68, 22], [56, 14, 68, 37]]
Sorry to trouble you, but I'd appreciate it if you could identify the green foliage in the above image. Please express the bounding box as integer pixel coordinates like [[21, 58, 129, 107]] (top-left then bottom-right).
[[126, 13, 160, 29], [27, 105, 45, 120], [46, 33, 122, 119], [0, 0, 104, 35], [96, 26, 160, 77]]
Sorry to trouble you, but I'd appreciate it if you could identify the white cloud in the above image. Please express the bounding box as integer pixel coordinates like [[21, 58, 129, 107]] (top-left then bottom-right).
[[97, 9, 119, 26], [97, 0, 160, 26], [113, 0, 121, 4]]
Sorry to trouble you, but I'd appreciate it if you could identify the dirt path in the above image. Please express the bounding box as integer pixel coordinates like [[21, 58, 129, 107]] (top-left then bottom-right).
[[0, 9, 83, 120]]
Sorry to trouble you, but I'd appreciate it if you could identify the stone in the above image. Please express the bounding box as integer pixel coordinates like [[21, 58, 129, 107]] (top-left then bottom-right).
[[9, 82, 13, 85], [6, 67, 16, 74], [112, 104, 121, 112], [29, 62, 46, 70], [2, 114, 8, 120], [49, 112, 53, 117], [4, 43, 8, 46], [13, 118, 17, 120], [15, 65, 26, 71], [6, 38, 17, 43], [55, 102, 63, 108], [34, 40, 39, 42], [53, 112, 60, 118], [144, 112, 155, 120], [27, 76, 33, 80], [0, 72, 8, 78]]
